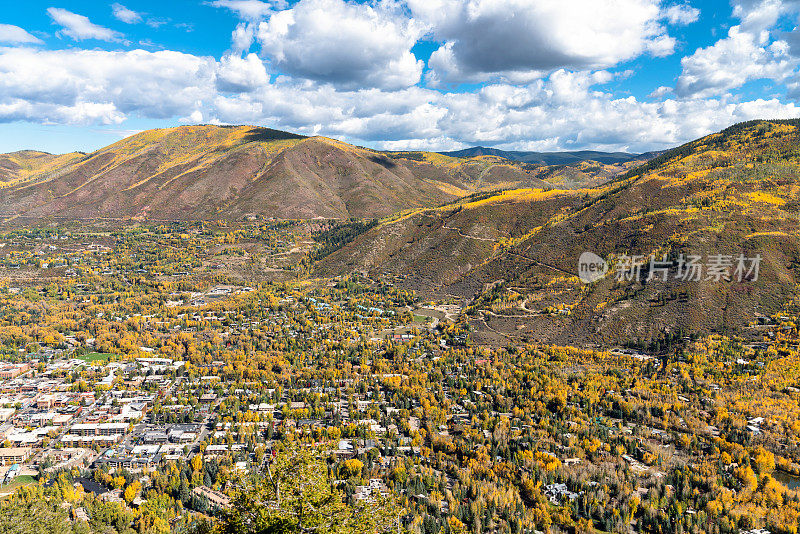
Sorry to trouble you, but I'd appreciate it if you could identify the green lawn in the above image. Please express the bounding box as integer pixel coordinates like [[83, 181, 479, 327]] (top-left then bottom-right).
[[76, 352, 113, 363], [0, 475, 36, 492]]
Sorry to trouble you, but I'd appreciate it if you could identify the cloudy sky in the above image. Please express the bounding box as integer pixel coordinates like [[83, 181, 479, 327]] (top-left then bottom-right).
[[1, 0, 800, 154]]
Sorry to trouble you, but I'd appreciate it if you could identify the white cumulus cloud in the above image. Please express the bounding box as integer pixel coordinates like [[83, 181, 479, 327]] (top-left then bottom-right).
[[0, 47, 217, 123], [409, 0, 679, 85], [663, 3, 700, 25], [255, 0, 425, 90], [675, 0, 800, 98], [0, 0, 797, 154], [216, 53, 269, 92]]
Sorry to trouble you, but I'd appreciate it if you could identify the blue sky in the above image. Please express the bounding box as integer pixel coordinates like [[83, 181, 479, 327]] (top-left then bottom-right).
[[0, 0, 799, 154]]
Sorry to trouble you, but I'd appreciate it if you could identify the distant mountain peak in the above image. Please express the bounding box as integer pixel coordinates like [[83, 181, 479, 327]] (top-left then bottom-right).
[[437, 146, 642, 165]]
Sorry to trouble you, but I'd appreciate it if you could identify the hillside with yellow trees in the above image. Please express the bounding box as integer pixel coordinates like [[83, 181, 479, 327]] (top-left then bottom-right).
[[0, 125, 563, 222], [0, 211, 800, 534], [320, 119, 800, 346]]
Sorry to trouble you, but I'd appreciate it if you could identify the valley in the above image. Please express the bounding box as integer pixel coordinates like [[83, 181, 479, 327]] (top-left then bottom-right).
[[1, 120, 800, 534], [3, 1, 798, 532]]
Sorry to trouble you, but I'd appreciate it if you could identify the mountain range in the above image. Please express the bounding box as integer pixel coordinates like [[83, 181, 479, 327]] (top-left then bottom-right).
[[437, 146, 661, 165], [4, 119, 800, 344], [0, 125, 641, 223], [317, 119, 800, 345]]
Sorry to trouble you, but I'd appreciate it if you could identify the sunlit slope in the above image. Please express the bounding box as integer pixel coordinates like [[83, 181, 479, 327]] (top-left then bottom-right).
[[321, 120, 800, 344], [0, 150, 86, 188], [0, 125, 307, 220], [0, 125, 556, 221], [382, 152, 555, 192]]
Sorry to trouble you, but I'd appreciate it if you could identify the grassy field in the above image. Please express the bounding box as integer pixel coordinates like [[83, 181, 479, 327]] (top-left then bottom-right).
[[0, 475, 36, 493], [76, 352, 113, 363]]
